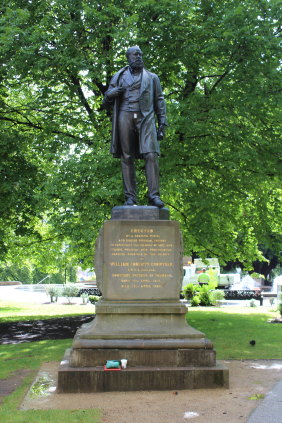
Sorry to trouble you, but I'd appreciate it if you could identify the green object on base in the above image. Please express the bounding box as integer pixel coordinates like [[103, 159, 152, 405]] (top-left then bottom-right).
[[106, 360, 120, 369]]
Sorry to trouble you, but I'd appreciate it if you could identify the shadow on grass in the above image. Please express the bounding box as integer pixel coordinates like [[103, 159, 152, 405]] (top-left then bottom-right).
[[0, 315, 94, 344]]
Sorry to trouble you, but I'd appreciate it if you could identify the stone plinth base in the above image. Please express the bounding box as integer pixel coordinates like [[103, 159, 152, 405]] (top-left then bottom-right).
[[71, 300, 207, 343], [57, 207, 229, 392], [58, 350, 229, 392], [70, 347, 216, 368], [111, 206, 170, 220]]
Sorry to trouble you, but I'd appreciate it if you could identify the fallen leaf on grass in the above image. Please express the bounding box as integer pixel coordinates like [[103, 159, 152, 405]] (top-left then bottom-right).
[[248, 394, 265, 400]]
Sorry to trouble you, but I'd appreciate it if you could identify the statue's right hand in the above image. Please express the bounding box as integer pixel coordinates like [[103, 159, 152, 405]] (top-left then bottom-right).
[[106, 87, 125, 98]]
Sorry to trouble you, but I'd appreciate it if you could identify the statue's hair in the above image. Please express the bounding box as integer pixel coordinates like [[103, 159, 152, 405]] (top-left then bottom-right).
[[125, 46, 143, 59]]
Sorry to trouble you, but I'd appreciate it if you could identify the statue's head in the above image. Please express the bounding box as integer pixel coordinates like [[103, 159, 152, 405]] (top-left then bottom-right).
[[126, 46, 143, 71]]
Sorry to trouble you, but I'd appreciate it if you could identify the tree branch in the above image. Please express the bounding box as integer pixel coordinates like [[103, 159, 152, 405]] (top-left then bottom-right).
[[175, 159, 277, 178], [164, 202, 226, 259], [0, 116, 93, 146], [186, 134, 212, 139], [198, 74, 223, 80], [274, 26, 282, 36], [68, 74, 94, 122], [210, 69, 230, 93], [183, 73, 198, 98], [194, 240, 223, 259], [94, 81, 107, 96], [164, 202, 189, 224], [13, 234, 64, 248]]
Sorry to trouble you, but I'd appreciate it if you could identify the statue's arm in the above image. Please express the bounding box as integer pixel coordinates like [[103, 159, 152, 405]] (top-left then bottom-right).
[[153, 76, 166, 124], [153, 75, 167, 139], [102, 95, 113, 111], [102, 79, 116, 110], [102, 70, 125, 110]]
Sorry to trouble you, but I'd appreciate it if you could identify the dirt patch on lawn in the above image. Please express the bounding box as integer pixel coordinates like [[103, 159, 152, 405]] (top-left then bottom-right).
[[0, 369, 32, 404], [20, 360, 282, 423]]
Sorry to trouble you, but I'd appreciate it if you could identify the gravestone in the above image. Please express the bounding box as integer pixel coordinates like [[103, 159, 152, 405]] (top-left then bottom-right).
[[58, 206, 228, 392]]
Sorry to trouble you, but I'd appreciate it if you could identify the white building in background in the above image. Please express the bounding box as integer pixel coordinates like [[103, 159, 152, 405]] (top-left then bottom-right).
[[182, 257, 240, 289], [76, 267, 96, 283]]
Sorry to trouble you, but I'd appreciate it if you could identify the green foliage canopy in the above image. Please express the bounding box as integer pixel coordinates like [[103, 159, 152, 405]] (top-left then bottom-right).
[[0, 0, 281, 270]]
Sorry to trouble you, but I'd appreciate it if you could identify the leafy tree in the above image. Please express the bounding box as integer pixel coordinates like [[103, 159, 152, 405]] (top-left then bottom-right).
[[0, 0, 281, 271], [0, 262, 32, 283], [0, 260, 77, 284]]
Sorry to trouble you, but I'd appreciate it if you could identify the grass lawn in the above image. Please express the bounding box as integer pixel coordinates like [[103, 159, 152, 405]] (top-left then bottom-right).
[[0, 339, 72, 379], [0, 300, 95, 322], [0, 300, 101, 422], [187, 306, 282, 360], [0, 301, 281, 422], [1, 378, 101, 423]]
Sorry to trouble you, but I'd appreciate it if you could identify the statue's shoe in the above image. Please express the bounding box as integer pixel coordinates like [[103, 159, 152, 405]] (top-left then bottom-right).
[[124, 198, 137, 206], [149, 197, 164, 208]]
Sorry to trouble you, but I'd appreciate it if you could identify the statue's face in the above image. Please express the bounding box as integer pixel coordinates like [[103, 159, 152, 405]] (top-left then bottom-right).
[[127, 48, 143, 70]]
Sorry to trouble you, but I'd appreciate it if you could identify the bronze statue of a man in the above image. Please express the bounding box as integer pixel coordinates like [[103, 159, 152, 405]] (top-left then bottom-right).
[[103, 46, 167, 208]]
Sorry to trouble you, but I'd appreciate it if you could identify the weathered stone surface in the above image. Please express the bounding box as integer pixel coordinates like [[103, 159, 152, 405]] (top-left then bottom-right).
[[72, 337, 212, 350], [58, 350, 229, 392], [58, 213, 229, 392], [95, 300, 187, 314], [72, 314, 205, 343], [96, 220, 183, 301], [111, 205, 170, 220], [70, 348, 216, 368]]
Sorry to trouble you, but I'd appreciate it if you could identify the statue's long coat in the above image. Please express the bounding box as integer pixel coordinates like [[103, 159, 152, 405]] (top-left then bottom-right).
[[103, 66, 167, 158]]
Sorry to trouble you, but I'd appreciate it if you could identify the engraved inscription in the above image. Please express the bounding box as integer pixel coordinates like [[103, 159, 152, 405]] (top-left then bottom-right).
[[108, 226, 174, 290]]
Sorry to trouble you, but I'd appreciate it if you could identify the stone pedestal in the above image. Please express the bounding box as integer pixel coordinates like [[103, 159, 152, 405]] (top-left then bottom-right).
[[58, 206, 228, 392]]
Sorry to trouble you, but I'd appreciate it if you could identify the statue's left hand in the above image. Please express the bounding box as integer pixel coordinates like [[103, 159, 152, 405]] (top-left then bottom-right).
[[157, 124, 166, 140], [106, 87, 125, 99]]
